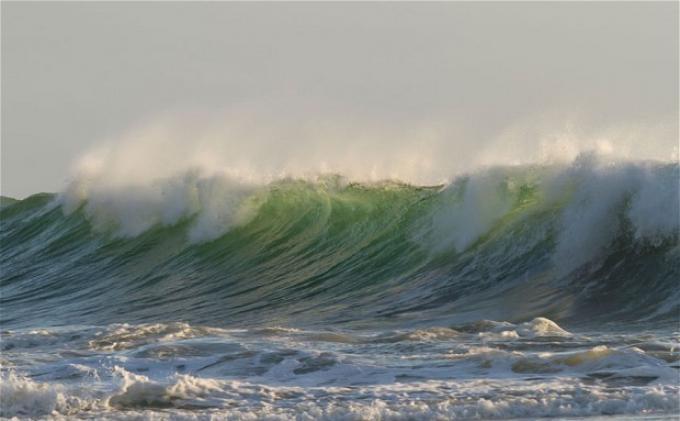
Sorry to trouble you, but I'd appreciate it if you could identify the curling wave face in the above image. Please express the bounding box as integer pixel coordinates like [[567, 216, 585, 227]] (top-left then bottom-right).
[[1, 154, 677, 329]]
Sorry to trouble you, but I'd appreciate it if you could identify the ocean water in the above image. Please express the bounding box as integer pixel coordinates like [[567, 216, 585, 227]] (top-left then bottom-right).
[[1, 156, 678, 419]]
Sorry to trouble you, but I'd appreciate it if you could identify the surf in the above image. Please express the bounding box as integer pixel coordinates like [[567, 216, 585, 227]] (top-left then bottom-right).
[[1, 154, 677, 330]]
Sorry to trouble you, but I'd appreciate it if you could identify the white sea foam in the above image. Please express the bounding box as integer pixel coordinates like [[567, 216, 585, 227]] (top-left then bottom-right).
[[2, 318, 677, 419], [87, 322, 228, 352], [427, 168, 516, 252], [60, 171, 261, 241], [0, 371, 75, 418], [420, 153, 677, 277], [473, 317, 572, 340], [547, 155, 679, 275], [2, 370, 678, 420]]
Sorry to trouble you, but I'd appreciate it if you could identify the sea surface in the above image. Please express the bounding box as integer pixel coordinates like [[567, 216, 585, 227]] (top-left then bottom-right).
[[1, 157, 678, 419]]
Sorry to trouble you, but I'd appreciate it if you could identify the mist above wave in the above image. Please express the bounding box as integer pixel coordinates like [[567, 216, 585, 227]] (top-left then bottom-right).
[[66, 110, 677, 187], [57, 112, 677, 243]]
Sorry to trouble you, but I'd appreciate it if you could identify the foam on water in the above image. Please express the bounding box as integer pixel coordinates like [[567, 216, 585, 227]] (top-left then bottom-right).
[[2, 119, 678, 419], [1, 318, 678, 420]]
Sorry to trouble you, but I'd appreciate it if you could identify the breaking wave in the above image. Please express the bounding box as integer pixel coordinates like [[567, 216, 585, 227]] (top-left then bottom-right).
[[1, 153, 677, 329]]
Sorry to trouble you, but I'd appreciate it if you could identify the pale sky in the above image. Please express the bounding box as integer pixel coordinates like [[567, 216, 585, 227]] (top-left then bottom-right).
[[2, 2, 678, 198]]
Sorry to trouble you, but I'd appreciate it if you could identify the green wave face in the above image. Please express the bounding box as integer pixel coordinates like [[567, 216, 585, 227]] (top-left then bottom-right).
[[1, 162, 678, 330]]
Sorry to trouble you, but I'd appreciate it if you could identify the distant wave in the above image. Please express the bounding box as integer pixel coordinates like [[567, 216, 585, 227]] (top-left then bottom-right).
[[1, 154, 678, 329]]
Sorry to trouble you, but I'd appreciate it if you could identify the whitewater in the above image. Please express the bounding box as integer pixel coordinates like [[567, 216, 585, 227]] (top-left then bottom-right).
[[1, 142, 678, 419]]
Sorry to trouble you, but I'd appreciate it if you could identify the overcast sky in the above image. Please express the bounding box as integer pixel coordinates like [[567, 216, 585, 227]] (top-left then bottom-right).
[[2, 2, 678, 198]]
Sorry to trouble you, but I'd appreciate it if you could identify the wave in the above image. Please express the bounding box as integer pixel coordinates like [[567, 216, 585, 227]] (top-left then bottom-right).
[[1, 154, 678, 329]]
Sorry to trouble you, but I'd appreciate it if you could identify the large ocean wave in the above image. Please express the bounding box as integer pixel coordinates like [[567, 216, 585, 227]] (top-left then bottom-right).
[[1, 154, 677, 330]]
